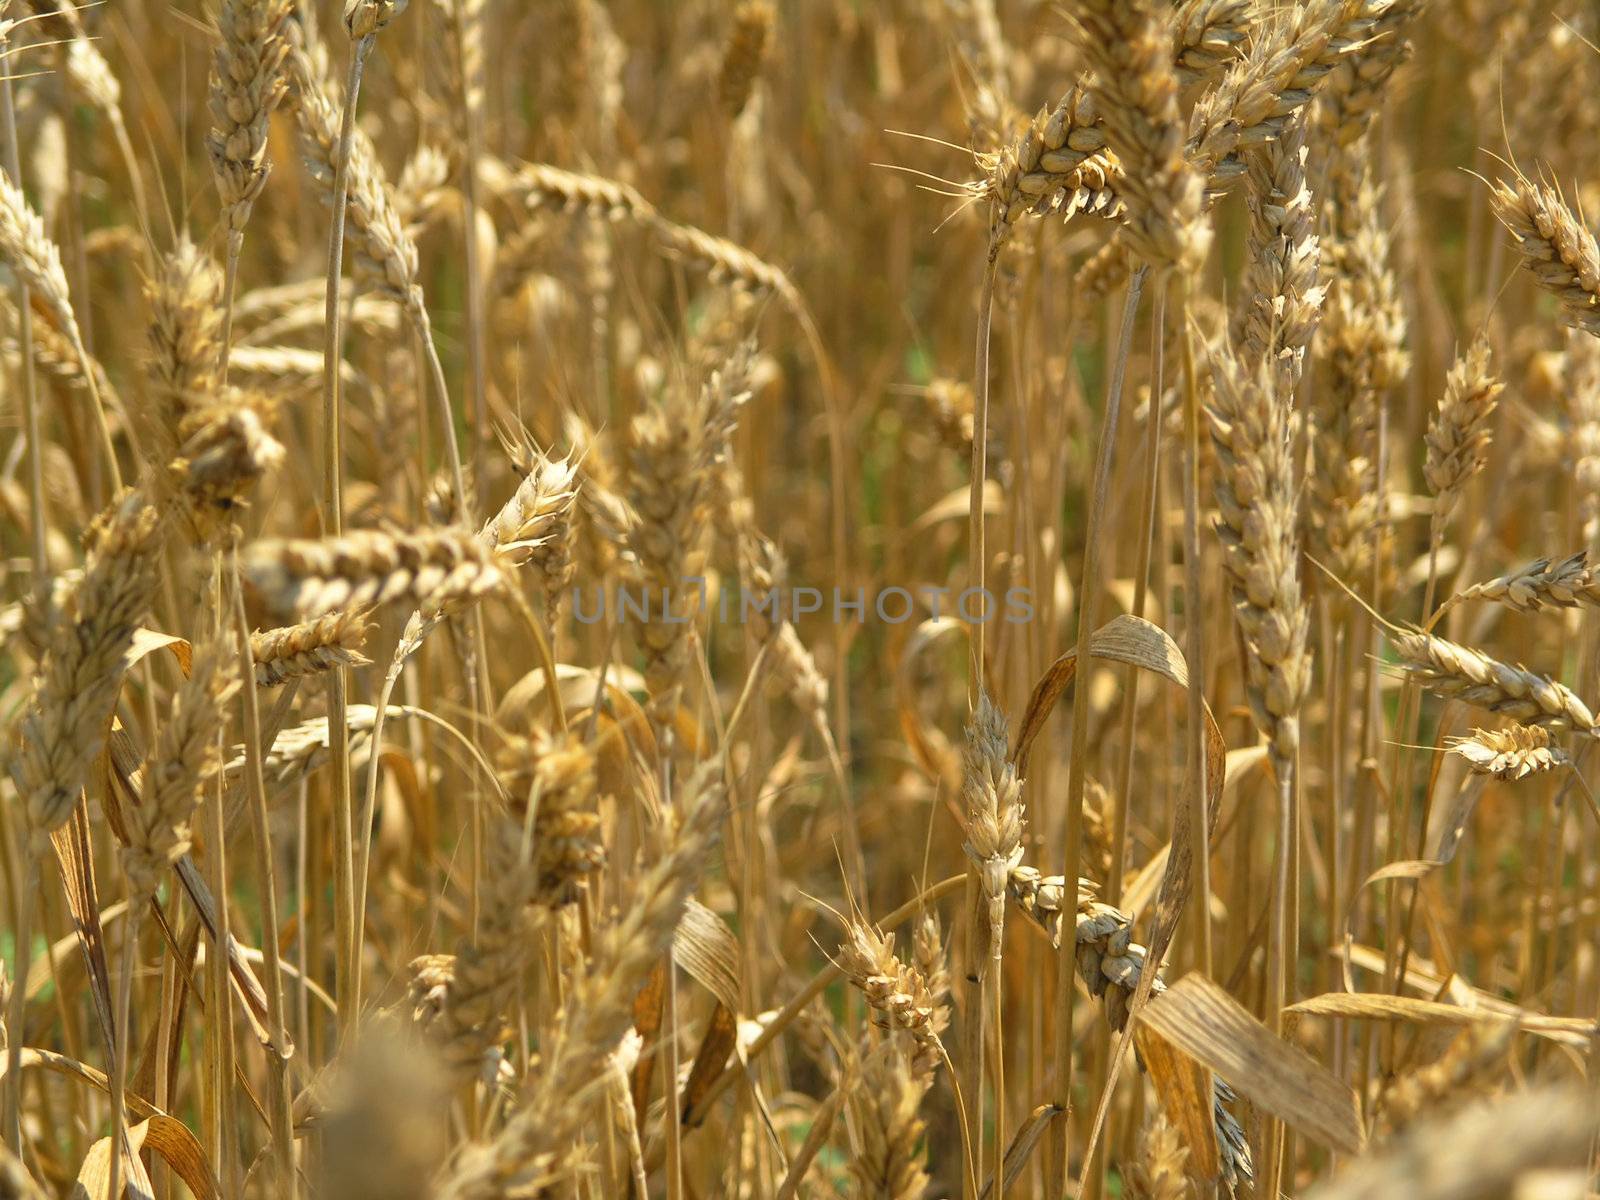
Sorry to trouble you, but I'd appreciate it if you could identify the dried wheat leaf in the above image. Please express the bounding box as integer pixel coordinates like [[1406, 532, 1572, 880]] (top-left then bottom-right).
[[673, 898, 741, 1014], [48, 804, 117, 1064], [1425, 775, 1488, 863], [1286, 992, 1596, 1047], [125, 627, 193, 676], [679, 1002, 738, 1122], [1337, 859, 1441, 992], [910, 479, 1004, 533], [71, 1113, 217, 1200], [1011, 612, 1225, 973], [71, 1123, 155, 1200], [977, 1103, 1062, 1200], [1015, 615, 1231, 1183], [1137, 973, 1364, 1154], [630, 961, 667, 1126], [1135, 1023, 1222, 1181]]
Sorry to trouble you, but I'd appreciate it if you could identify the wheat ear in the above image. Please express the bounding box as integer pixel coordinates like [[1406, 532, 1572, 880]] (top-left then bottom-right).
[[250, 609, 372, 687], [1447, 726, 1570, 781], [0, 170, 122, 485], [1490, 173, 1600, 339], [1390, 628, 1598, 733], [1069, 0, 1209, 275], [242, 528, 503, 618]]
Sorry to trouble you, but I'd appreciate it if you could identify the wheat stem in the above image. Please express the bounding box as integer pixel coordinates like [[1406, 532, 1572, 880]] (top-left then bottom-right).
[[319, 30, 374, 1034], [228, 547, 296, 1199], [1052, 266, 1144, 1190], [0, 24, 43, 573]]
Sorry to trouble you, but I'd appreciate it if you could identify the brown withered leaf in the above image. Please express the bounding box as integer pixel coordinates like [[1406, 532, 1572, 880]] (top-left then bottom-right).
[[1138, 973, 1364, 1155], [1134, 1023, 1222, 1181]]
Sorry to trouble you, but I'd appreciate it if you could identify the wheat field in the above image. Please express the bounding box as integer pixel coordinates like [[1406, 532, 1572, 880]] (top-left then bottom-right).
[[1, 0, 1599, 1196]]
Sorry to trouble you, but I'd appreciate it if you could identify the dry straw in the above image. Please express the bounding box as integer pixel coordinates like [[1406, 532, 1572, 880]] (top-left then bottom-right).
[[8, 5, 1600, 1197]]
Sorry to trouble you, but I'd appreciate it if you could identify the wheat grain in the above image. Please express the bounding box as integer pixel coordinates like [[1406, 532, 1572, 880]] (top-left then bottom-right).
[[1188, 0, 1388, 187], [495, 730, 603, 907], [250, 609, 372, 688], [1206, 343, 1310, 763], [344, 0, 409, 38], [1490, 175, 1600, 338], [835, 918, 948, 1078], [123, 642, 238, 896], [848, 1041, 933, 1200], [1237, 119, 1324, 391], [209, 0, 293, 231], [1124, 1114, 1190, 1200], [1006, 867, 1253, 1186], [1069, 0, 1209, 275], [1446, 726, 1569, 781], [1452, 552, 1600, 612], [411, 810, 545, 1080], [242, 528, 503, 617], [290, 41, 422, 306], [144, 236, 224, 448], [480, 449, 580, 623], [1424, 336, 1503, 526], [0, 170, 81, 352], [437, 768, 724, 1200], [960, 693, 1025, 964], [1390, 628, 1598, 733], [719, 1, 772, 118], [13, 490, 163, 839]]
